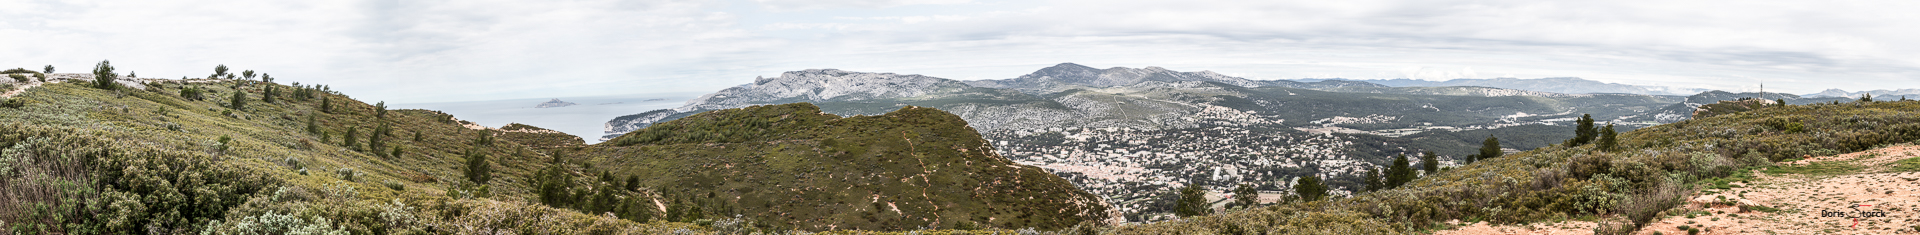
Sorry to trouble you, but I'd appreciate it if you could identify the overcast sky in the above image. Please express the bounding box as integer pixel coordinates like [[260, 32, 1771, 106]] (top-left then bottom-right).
[[4, 0, 1917, 103]]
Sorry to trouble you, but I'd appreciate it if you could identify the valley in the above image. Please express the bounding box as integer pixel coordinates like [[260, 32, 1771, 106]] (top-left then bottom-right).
[[599, 63, 1798, 222]]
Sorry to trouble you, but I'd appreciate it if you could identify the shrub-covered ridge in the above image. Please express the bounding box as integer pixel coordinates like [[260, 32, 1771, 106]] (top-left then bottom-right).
[[584, 103, 1115, 231], [1113, 99, 1920, 234]]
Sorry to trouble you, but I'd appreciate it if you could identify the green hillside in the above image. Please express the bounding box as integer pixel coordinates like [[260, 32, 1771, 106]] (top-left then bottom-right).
[[592, 103, 1113, 231], [0, 74, 1109, 234], [1111, 98, 1920, 234], [0, 77, 714, 234]]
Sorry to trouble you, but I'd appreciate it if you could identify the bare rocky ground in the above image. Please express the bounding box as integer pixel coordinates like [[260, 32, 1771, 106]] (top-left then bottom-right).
[[1436, 144, 1920, 235]]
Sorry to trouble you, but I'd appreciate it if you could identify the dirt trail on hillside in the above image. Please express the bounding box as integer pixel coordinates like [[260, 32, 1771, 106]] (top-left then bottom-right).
[[1436, 145, 1920, 235]]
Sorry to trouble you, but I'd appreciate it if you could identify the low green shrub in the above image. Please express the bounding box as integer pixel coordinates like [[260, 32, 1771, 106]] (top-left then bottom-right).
[[1764, 161, 1860, 175], [1892, 157, 1920, 172]]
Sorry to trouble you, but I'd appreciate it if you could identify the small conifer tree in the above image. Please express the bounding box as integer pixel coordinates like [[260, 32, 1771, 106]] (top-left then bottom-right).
[[466, 148, 492, 184], [343, 126, 360, 151], [369, 122, 390, 155], [1566, 114, 1597, 147], [43, 65, 53, 73], [1231, 183, 1258, 209], [306, 115, 320, 135], [1480, 135, 1502, 159], [1174, 183, 1211, 217], [1860, 93, 1873, 102], [1363, 168, 1382, 192], [1385, 153, 1415, 188], [1293, 176, 1328, 202], [375, 101, 388, 118], [213, 64, 229, 78], [625, 175, 640, 192], [262, 85, 278, 103], [228, 91, 246, 110], [1421, 150, 1439, 175], [1596, 123, 1619, 152], [91, 60, 117, 89], [241, 70, 255, 80], [319, 95, 332, 113]]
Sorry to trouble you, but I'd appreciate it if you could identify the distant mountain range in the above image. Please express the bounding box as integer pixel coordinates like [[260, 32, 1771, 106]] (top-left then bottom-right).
[[1804, 88, 1920, 99], [1319, 77, 1710, 96], [597, 63, 1918, 221]]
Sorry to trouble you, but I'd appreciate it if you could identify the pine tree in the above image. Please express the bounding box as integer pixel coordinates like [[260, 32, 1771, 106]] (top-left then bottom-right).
[[390, 145, 404, 158], [1363, 168, 1382, 192], [1464, 154, 1479, 164], [534, 163, 574, 207], [343, 126, 360, 151], [375, 101, 388, 119], [1173, 183, 1210, 217], [228, 91, 246, 110], [262, 84, 277, 103], [213, 64, 229, 78], [241, 70, 255, 80], [1596, 123, 1619, 152], [624, 199, 655, 223], [1386, 153, 1415, 188], [91, 60, 117, 90], [1421, 150, 1439, 175], [1777, 99, 1788, 107], [319, 95, 332, 113], [1293, 176, 1328, 202], [413, 131, 423, 142], [1861, 93, 1873, 102], [42, 65, 53, 73], [667, 197, 686, 222], [306, 115, 320, 135], [626, 175, 641, 192], [474, 131, 494, 146], [1231, 183, 1258, 210], [369, 122, 390, 155], [466, 148, 492, 184], [1565, 114, 1597, 147], [1480, 135, 1502, 159]]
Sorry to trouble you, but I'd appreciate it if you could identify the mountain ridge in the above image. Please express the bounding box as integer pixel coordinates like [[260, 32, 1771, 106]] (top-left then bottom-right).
[[1342, 77, 1708, 96]]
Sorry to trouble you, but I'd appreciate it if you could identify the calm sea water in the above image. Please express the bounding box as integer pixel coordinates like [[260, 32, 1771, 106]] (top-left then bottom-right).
[[391, 92, 705, 144]]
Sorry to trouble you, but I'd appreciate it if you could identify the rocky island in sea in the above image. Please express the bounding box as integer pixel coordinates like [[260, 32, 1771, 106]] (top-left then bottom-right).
[[534, 98, 578, 108]]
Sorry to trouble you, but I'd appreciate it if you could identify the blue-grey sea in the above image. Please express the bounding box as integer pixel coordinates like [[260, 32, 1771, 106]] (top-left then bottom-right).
[[391, 92, 705, 144]]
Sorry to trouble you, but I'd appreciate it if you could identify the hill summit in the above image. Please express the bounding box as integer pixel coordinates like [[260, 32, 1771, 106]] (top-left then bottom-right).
[[591, 103, 1116, 230]]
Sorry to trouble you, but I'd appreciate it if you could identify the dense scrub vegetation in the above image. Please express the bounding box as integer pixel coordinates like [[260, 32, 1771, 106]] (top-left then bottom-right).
[[498, 123, 586, 147], [0, 67, 1114, 234], [590, 103, 1114, 231], [0, 73, 701, 234], [1111, 99, 1920, 234]]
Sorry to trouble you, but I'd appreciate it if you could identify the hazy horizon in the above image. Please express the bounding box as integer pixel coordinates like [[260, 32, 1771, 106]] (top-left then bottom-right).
[[6, 0, 1917, 104]]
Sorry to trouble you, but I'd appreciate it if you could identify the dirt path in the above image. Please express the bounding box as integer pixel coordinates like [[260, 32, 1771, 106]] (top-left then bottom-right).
[[1436, 145, 1920, 235]]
